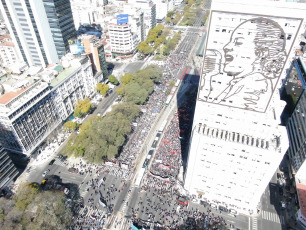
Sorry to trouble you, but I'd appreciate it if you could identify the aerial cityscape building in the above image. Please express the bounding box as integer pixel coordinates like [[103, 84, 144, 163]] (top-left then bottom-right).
[[184, 0, 306, 215], [0, 54, 95, 156], [0, 0, 76, 67]]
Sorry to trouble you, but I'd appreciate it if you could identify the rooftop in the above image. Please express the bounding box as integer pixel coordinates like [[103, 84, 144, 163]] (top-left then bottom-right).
[[0, 87, 27, 104], [49, 66, 80, 87]]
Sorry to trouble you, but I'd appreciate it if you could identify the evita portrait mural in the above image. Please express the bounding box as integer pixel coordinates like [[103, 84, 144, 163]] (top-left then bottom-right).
[[199, 12, 302, 112]]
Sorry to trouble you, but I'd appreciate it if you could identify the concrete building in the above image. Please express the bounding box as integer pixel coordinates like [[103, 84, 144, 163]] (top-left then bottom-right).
[[0, 0, 75, 67], [0, 34, 22, 68], [49, 54, 95, 122], [108, 20, 138, 56], [0, 54, 95, 156], [70, 0, 106, 28], [0, 145, 19, 193], [184, 0, 306, 215]]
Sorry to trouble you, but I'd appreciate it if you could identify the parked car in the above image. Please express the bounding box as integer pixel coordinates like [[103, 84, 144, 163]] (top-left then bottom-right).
[[49, 159, 55, 165], [219, 206, 228, 212], [42, 169, 50, 177]]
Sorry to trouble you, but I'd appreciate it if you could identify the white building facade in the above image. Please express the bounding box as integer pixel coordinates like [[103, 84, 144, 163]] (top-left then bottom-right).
[[184, 0, 306, 215], [108, 22, 138, 55]]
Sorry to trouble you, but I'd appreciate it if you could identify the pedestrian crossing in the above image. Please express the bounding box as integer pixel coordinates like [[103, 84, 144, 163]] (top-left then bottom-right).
[[53, 158, 66, 167], [73, 205, 106, 229], [262, 211, 285, 224], [102, 165, 130, 179], [79, 184, 90, 197], [121, 187, 133, 212], [252, 217, 257, 230]]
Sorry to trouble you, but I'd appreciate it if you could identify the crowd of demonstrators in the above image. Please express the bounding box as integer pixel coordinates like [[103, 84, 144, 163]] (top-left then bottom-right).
[[131, 191, 228, 230], [117, 60, 180, 168], [151, 114, 182, 179]]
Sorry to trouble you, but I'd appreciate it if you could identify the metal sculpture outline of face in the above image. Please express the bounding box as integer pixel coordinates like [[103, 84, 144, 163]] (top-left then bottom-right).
[[223, 17, 286, 78]]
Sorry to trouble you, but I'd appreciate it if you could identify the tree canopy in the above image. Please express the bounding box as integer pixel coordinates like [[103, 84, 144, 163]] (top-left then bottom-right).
[[73, 98, 92, 118], [61, 65, 163, 164], [62, 103, 140, 163], [108, 74, 119, 85], [96, 83, 109, 96], [63, 121, 79, 132], [0, 183, 72, 230]]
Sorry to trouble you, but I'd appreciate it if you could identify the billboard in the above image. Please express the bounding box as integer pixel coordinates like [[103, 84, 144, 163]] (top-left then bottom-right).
[[117, 14, 128, 24]]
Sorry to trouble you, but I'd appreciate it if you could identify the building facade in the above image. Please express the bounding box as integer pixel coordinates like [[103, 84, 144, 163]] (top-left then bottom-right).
[[184, 0, 306, 215], [0, 0, 75, 67], [0, 54, 95, 156], [282, 57, 306, 172], [108, 22, 138, 55], [0, 34, 22, 67], [0, 79, 59, 155], [0, 145, 19, 193]]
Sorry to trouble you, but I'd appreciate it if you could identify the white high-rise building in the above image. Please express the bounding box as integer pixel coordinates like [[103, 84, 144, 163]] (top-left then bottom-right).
[[0, 0, 75, 67], [184, 0, 306, 215]]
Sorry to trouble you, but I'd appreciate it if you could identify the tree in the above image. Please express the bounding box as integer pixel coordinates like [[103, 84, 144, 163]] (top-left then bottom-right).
[[108, 74, 119, 85], [162, 27, 171, 36], [120, 73, 132, 85], [165, 17, 171, 24], [167, 11, 175, 18], [73, 98, 92, 118], [63, 121, 79, 132], [96, 83, 109, 96]]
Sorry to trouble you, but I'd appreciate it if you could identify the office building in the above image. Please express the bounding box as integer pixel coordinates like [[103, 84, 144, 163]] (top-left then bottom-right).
[[0, 145, 19, 193], [282, 57, 306, 172], [0, 54, 95, 156], [108, 16, 138, 56], [0, 0, 75, 67], [184, 0, 306, 215]]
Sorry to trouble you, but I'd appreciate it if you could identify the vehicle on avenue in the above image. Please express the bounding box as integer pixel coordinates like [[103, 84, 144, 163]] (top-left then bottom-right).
[[48, 159, 55, 165], [219, 206, 228, 212], [280, 201, 286, 209], [42, 169, 50, 177]]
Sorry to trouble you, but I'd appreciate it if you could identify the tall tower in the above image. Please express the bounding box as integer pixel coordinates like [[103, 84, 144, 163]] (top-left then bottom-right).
[[184, 0, 306, 215], [0, 0, 75, 67]]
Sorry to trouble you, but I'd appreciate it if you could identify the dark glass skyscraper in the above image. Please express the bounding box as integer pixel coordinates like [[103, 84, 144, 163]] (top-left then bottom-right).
[[0, 0, 76, 67]]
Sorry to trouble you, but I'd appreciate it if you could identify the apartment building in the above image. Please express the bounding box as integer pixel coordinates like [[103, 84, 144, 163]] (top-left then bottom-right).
[[0, 54, 95, 156], [0, 34, 22, 67]]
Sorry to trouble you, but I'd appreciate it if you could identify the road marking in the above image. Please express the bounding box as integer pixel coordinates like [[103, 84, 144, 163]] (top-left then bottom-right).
[[262, 211, 284, 224], [249, 217, 251, 230], [252, 217, 257, 230]]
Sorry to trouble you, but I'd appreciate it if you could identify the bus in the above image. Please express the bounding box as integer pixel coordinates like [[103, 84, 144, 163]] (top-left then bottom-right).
[[134, 168, 146, 187], [165, 95, 172, 106], [159, 120, 168, 133]]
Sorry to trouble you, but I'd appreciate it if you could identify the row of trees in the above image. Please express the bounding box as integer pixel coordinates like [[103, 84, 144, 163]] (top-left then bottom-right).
[[162, 32, 182, 56], [165, 11, 182, 25], [136, 24, 166, 55], [180, 3, 197, 26], [116, 65, 163, 104], [62, 65, 163, 163], [0, 183, 72, 230]]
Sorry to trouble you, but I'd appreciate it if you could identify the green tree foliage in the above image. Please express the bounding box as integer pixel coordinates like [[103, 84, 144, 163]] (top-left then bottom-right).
[[0, 184, 72, 230], [63, 121, 79, 132], [120, 73, 133, 86], [96, 83, 109, 96], [62, 65, 162, 164], [62, 103, 140, 163], [73, 98, 92, 118], [167, 11, 175, 18], [173, 13, 182, 25], [136, 41, 153, 55], [162, 32, 181, 56], [108, 74, 119, 85]]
